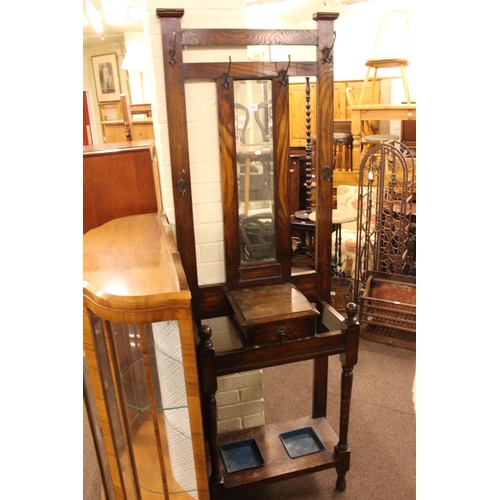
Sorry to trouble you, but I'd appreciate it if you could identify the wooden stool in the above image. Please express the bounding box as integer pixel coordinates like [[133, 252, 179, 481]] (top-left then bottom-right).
[[359, 10, 412, 105], [333, 133, 353, 172]]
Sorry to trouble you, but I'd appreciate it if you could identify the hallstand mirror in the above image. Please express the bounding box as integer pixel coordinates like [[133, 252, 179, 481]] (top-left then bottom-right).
[[235, 79, 275, 264]]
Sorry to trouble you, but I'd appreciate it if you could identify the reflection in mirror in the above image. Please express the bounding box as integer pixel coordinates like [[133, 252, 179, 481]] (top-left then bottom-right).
[[234, 80, 275, 263]]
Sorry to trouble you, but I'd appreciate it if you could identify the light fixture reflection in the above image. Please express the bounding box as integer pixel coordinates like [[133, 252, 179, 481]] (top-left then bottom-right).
[[85, 0, 103, 34]]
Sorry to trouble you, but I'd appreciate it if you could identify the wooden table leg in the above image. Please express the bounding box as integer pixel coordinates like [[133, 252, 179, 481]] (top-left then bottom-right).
[[351, 109, 362, 171]]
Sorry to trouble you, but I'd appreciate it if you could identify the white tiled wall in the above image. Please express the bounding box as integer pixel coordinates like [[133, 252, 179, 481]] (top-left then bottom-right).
[[144, 0, 264, 433]]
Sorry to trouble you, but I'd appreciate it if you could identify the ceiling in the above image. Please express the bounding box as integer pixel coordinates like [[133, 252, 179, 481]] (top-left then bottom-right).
[[83, 0, 144, 46], [83, 0, 369, 47]]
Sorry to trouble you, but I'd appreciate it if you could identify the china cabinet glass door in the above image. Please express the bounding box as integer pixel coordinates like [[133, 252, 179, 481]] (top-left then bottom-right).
[[89, 312, 200, 499]]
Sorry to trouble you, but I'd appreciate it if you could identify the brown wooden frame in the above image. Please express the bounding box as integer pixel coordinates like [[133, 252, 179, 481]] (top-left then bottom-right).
[[157, 9, 337, 318], [156, 9, 359, 499]]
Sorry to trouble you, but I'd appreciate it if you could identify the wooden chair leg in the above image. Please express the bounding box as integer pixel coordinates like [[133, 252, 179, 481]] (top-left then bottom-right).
[[400, 65, 411, 104], [359, 68, 372, 105], [337, 146, 343, 171], [370, 68, 378, 104]]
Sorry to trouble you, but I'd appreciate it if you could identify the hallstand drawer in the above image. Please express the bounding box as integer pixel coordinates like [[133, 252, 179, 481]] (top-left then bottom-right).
[[226, 283, 320, 347]]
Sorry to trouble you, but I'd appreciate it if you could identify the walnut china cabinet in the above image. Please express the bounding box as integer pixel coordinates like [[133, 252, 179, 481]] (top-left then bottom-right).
[[157, 9, 360, 499], [83, 213, 209, 500]]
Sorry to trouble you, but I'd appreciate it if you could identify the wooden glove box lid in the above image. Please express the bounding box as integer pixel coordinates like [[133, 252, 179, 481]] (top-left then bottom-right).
[[226, 283, 319, 347]]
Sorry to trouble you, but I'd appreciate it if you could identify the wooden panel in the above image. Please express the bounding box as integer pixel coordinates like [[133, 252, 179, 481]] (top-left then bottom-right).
[[289, 82, 316, 148], [83, 140, 159, 233], [159, 13, 201, 323], [289, 80, 381, 146], [345, 80, 380, 117], [333, 81, 346, 120], [314, 14, 335, 303], [102, 120, 154, 143], [180, 28, 319, 46], [183, 61, 317, 80], [214, 330, 347, 376], [402, 119, 416, 148], [273, 76, 293, 278], [83, 91, 91, 146]]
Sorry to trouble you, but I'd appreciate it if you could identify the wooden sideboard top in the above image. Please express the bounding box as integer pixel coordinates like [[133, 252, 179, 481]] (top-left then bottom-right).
[[83, 139, 154, 156], [83, 213, 190, 313]]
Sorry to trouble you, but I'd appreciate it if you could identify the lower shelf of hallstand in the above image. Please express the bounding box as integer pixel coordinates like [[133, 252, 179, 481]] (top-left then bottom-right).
[[216, 416, 339, 491]]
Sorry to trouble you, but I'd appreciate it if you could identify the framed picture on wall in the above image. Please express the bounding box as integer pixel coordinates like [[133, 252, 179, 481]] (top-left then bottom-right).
[[99, 102, 122, 122], [91, 53, 121, 103]]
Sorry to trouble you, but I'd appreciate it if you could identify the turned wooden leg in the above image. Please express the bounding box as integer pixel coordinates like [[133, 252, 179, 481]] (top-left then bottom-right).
[[334, 364, 353, 491], [337, 365, 353, 453], [351, 109, 362, 171], [334, 303, 359, 492], [198, 325, 225, 499], [336, 473, 347, 492]]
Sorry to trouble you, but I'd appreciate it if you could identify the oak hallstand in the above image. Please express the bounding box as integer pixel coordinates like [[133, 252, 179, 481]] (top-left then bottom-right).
[[157, 8, 360, 499]]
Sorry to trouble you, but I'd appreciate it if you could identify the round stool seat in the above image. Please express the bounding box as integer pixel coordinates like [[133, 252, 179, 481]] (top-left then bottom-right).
[[333, 133, 353, 146], [364, 133, 399, 143]]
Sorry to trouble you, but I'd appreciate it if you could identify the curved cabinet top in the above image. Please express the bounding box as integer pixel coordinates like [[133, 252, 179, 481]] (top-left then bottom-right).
[[83, 213, 191, 321]]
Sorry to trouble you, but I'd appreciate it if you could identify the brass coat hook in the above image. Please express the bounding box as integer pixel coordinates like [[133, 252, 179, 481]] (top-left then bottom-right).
[[168, 32, 177, 66], [322, 31, 336, 64], [221, 57, 232, 88], [277, 55, 291, 86]]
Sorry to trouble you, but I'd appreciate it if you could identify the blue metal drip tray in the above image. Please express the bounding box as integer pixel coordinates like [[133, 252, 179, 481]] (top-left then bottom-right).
[[279, 427, 326, 459], [220, 438, 265, 473]]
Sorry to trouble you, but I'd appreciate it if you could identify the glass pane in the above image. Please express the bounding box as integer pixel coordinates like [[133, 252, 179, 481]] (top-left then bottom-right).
[[234, 80, 275, 263], [149, 320, 198, 498], [89, 312, 200, 499], [110, 322, 164, 499], [88, 313, 137, 499]]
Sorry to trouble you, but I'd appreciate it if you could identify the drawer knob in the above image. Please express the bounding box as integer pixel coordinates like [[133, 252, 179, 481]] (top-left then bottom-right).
[[276, 327, 288, 345]]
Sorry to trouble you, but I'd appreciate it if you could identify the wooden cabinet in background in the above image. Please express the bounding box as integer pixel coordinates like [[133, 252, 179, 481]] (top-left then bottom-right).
[[101, 119, 154, 143], [402, 119, 416, 149], [289, 79, 381, 147], [100, 97, 155, 143], [83, 140, 162, 233]]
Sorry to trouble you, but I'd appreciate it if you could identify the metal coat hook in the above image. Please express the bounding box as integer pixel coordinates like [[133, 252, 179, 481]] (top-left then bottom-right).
[[278, 55, 291, 86], [221, 57, 232, 88], [178, 169, 186, 196], [322, 31, 336, 64], [323, 165, 332, 183], [168, 32, 177, 66]]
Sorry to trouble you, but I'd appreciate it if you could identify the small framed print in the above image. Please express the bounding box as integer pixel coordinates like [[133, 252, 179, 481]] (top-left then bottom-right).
[[99, 102, 123, 122], [91, 53, 121, 103]]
